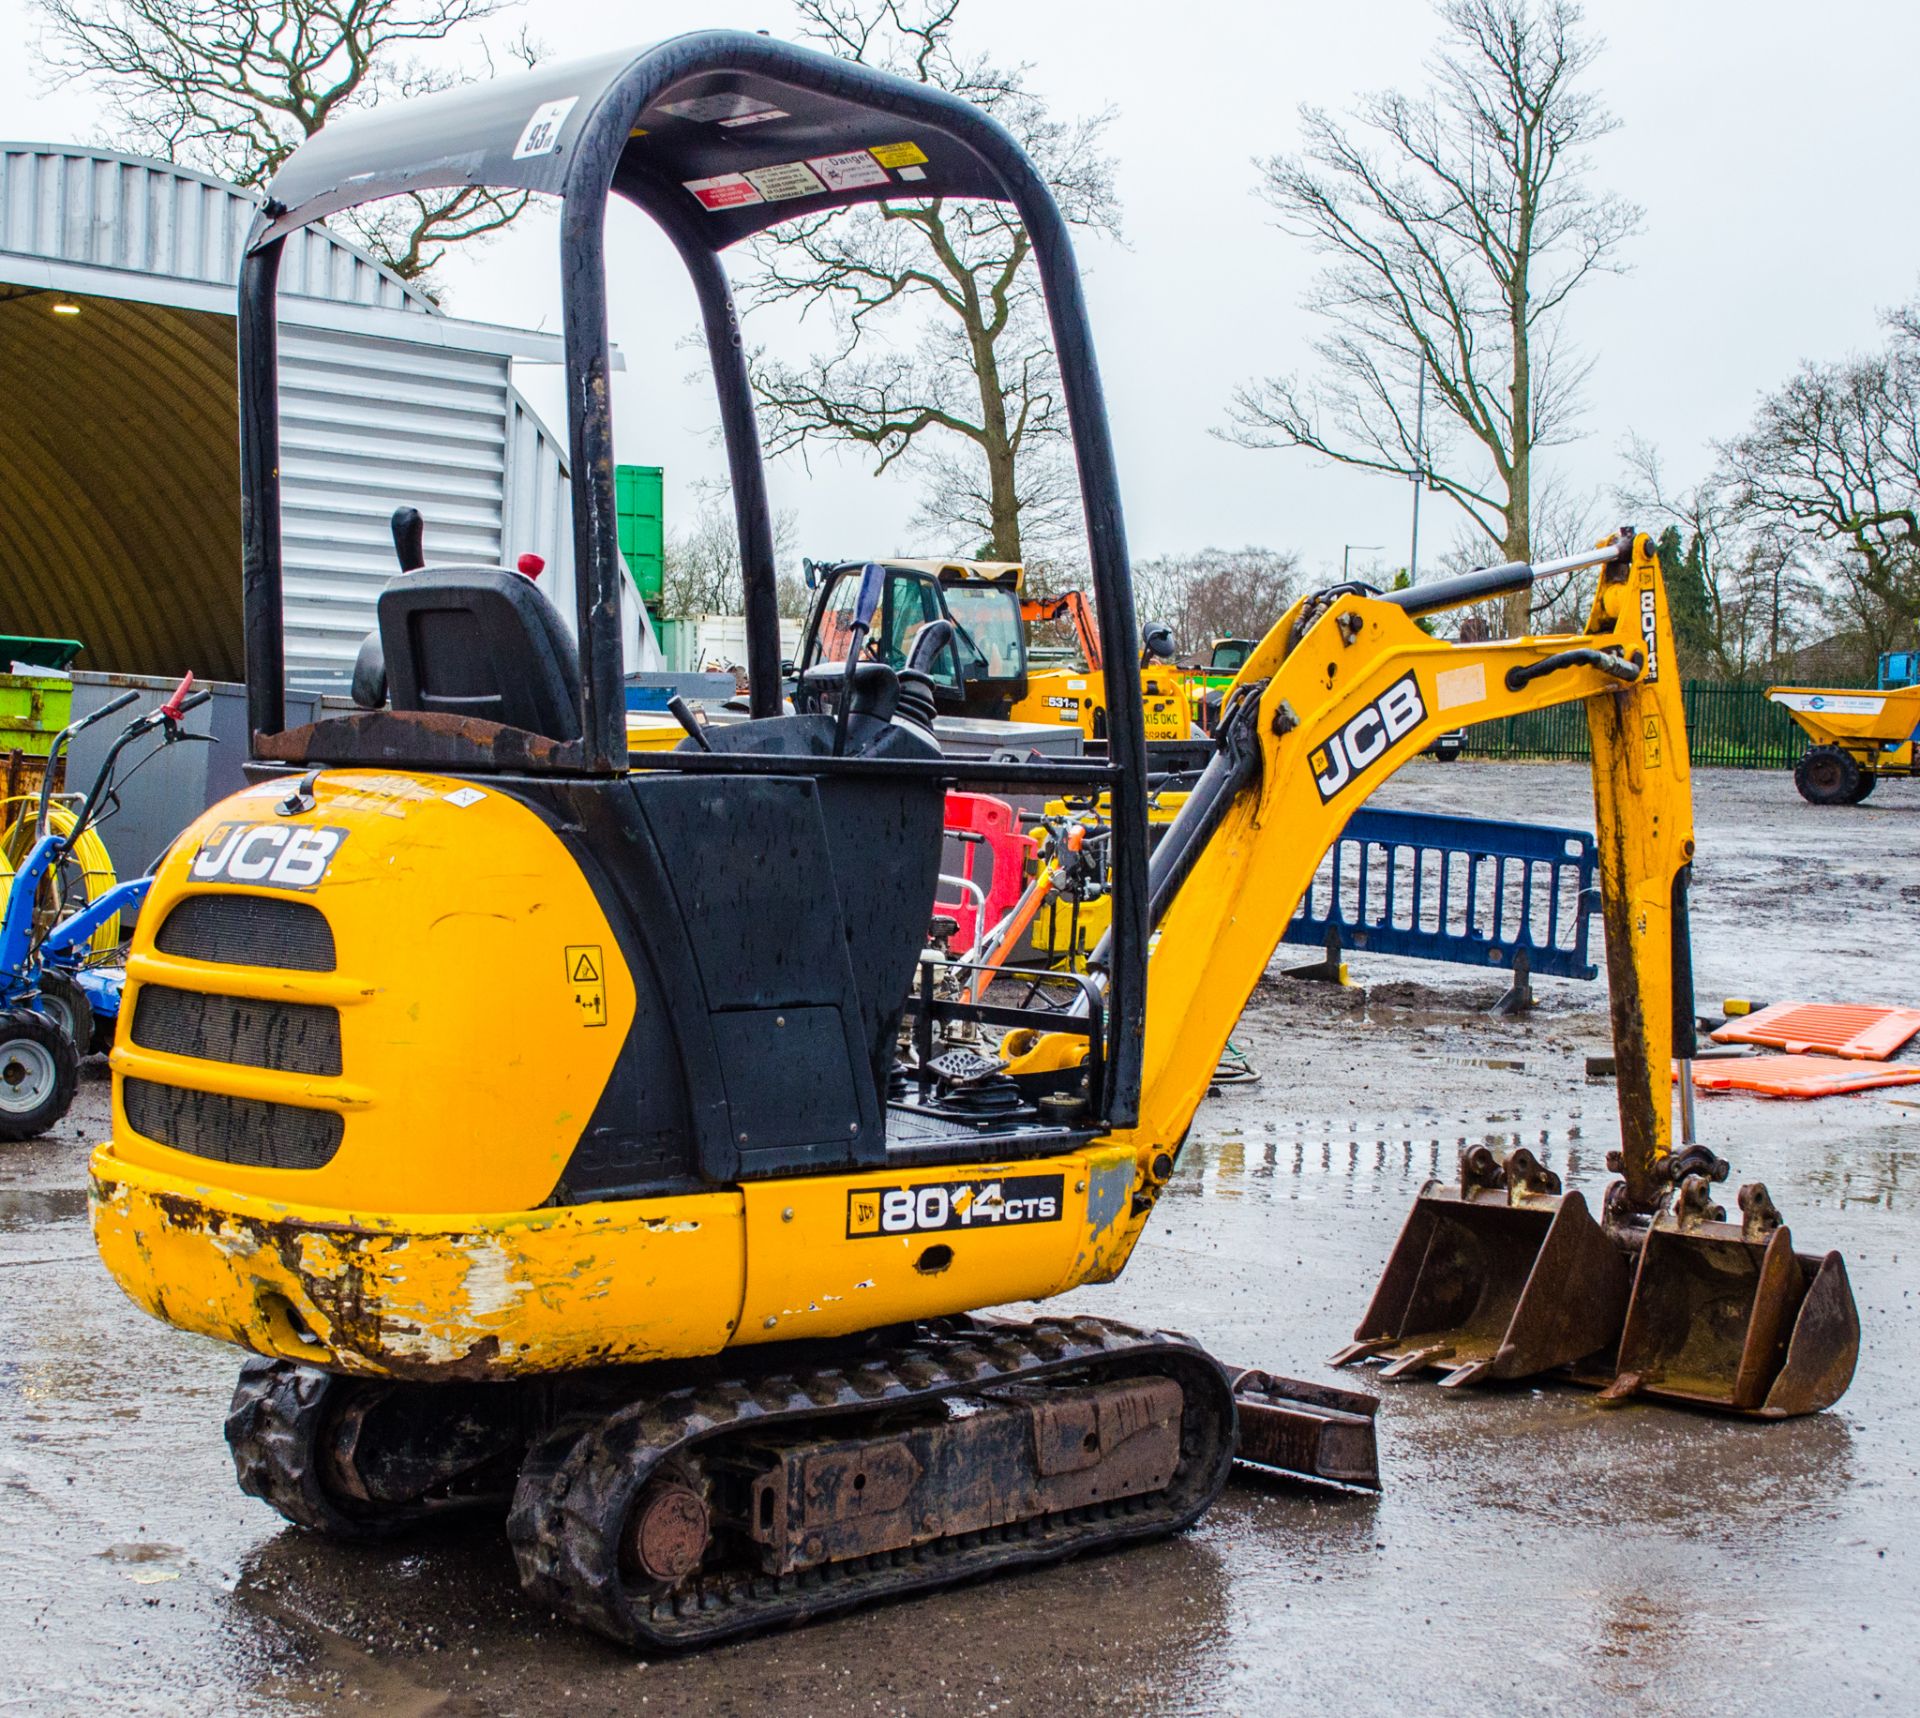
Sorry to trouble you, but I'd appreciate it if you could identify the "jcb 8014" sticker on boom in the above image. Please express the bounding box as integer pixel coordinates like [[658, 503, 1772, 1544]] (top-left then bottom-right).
[[846, 1174, 1064, 1238]]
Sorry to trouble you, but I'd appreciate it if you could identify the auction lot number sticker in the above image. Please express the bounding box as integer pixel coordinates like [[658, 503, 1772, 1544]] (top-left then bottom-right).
[[847, 1174, 1064, 1238]]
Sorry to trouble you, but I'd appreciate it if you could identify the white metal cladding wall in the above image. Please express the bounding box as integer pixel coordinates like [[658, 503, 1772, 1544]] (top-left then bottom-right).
[[279, 326, 515, 683], [278, 332, 609, 688], [0, 143, 430, 310], [1, 142, 596, 689]]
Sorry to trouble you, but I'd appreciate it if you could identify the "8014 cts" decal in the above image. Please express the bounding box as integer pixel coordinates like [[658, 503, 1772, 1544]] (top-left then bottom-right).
[[847, 1174, 1064, 1238]]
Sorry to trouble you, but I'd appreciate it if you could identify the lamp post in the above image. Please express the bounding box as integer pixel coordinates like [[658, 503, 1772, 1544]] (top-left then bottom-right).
[[1409, 364, 1427, 583], [1343, 543, 1383, 581]]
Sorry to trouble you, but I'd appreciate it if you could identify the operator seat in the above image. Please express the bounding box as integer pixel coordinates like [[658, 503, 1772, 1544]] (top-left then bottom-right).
[[376, 567, 582, 742]]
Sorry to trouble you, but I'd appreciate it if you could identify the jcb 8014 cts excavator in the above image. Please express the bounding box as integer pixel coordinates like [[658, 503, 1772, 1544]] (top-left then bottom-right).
[[89, 33, 1858, 1651]]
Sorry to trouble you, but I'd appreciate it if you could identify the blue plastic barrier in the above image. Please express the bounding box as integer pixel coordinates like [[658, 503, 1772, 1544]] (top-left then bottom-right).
[[1280, 807, 1599, 991]]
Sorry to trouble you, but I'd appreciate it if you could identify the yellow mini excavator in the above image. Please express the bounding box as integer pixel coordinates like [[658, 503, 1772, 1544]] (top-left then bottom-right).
[[89, 34, 1858, 1652]]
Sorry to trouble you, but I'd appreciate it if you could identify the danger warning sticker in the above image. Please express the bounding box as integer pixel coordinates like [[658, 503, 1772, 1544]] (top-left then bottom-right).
[[685, 173, 764, 210], [809, 150, 890, 191], [566, 944, 608, 1027], [869, 140, 928, 168], [744, 160, 826, 201]]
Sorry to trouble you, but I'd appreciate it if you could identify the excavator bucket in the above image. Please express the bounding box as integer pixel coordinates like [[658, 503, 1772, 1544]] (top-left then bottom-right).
[[1598, 1180, 1860, 1417], [1332, 1146, 1630, 1389]]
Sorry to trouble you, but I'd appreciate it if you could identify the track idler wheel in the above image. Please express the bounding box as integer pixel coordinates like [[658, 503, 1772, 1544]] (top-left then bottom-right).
[[226, 1358, 524, 1539]]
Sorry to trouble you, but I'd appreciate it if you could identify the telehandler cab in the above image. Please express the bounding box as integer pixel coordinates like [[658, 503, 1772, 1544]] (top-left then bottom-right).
[[88, 31, 1857, 1651], [794, 557, 1198, 755]]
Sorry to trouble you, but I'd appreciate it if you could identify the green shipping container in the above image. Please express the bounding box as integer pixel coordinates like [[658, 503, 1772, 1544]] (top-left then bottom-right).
[[615, 465, 664, 606]]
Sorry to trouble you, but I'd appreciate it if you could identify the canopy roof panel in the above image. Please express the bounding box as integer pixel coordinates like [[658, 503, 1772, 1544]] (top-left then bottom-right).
[[258, 30, 1016, 252]]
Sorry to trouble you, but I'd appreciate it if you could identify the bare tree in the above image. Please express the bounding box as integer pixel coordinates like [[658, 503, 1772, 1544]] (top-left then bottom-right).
[[34, 0, 538, 283], [1222, 0, 1640, 635], [746, 0, 1120, 562], [1718, 311, 1920, 672], [662, 496, 803, 620], [1616, 437, 1819, 680], [1129, 547, 1299, 653]]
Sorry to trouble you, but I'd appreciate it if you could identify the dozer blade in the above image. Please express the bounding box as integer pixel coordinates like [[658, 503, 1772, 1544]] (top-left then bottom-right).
[[1226, 1368, 1381, 1491], [1596, 1180, 1860, 1418], [1331, 1147, 1630, 1389]]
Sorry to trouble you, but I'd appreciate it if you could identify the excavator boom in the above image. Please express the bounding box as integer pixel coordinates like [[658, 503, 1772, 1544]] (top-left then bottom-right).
[[1011, 531, 1857, 1414]]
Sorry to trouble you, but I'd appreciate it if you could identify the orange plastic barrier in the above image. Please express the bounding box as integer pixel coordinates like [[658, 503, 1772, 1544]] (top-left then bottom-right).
[[1693, 1054, 1920, 1098], [1710, 1000, 1920, 1061]]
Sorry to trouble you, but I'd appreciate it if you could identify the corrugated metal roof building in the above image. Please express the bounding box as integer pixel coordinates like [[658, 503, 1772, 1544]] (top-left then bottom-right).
[[0, 143, 629, 688]]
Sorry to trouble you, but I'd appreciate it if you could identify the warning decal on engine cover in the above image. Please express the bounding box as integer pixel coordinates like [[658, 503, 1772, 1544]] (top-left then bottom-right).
[[847, 1174, 1064, 1238]]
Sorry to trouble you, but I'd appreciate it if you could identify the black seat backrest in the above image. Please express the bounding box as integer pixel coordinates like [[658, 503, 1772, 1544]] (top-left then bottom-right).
[[379, 568, 582, 742]]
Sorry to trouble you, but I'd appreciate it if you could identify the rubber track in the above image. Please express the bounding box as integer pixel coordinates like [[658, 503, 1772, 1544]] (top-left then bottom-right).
[[506, 1315, 1237, 1651], [226, 1357, 424, 1541]]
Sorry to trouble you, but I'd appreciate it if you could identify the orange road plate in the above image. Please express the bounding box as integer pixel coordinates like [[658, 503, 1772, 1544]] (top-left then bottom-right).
[[1709, 1001, 1920, 1061], [1693, 1054, 1920, 1098]]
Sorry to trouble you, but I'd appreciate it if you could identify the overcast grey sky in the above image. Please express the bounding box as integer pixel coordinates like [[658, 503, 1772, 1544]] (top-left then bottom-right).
[[6, 0, 1918, 583]]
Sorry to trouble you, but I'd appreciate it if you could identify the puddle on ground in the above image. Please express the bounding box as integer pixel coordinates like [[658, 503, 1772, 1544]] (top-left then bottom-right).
[[98, 1542, 187, 1584], [0, 1187, 89, 1231], [1169, 1117, 1596, 1203]]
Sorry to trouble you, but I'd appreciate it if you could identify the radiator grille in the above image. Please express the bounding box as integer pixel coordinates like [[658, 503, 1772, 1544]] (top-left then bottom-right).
[[123, 1078, 343, 1170], [131, 986, 342, 1077], [155, 895, 336, 971]]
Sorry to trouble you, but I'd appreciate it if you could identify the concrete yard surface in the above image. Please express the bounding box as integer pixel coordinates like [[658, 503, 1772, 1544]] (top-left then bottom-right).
[[2, 762, 1916, 1715]]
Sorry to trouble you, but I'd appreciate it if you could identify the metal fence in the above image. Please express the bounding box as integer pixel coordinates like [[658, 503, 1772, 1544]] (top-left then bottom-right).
[[1462, 682, 1809, 767]]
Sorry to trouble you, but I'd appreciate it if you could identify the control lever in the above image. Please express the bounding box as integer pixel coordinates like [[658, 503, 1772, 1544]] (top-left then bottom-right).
[[667, 695, 712, 752], [905, 619, 956, 675], [832, 562, 889, 758], [391, 506, 426, 572]]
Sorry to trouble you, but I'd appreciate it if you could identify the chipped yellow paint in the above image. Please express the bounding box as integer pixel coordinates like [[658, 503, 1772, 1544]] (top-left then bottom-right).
[[90, 1139, 1134, 1378], [90, 1142, 744, 1379]]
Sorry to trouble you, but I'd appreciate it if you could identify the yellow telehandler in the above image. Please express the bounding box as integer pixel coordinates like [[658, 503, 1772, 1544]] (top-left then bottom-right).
[[795, 558, 1199, 756], [88, 32, 1856, 1653]]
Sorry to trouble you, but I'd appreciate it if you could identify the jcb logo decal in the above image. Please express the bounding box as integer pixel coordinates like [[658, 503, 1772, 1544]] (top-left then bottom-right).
[[190, 822, 347, 891], [847, 1174, 1064, 1238], [1309, 674, 1426, 802]]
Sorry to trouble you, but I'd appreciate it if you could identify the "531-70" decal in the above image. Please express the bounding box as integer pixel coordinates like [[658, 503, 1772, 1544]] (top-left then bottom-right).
[[847, 1174, 1064, 1238]]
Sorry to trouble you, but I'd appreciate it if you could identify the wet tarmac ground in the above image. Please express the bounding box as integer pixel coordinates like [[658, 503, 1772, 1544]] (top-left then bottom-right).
[[4, 763, 1918, 1715]]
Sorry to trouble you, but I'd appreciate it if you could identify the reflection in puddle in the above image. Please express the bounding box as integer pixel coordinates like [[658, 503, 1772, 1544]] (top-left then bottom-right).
[[0, 1187, 89, 1231], [1171, 1119, 1592, 1203]]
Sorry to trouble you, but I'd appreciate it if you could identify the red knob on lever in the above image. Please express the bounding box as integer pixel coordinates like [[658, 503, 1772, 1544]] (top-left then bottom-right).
[[517, 553, 545, 580], [160, 670, 196, 721]]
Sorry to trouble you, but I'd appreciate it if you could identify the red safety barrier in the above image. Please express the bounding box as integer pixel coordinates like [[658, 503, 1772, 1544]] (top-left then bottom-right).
[[936, 792, 1029, 955]]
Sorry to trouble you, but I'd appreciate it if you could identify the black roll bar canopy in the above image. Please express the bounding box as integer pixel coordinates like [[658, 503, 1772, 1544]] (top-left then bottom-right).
[[237, 29, 1152, 1124]]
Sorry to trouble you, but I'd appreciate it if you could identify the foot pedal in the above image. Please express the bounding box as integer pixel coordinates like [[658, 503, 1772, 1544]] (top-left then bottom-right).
[[926, 1047, 1004, 1086]]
